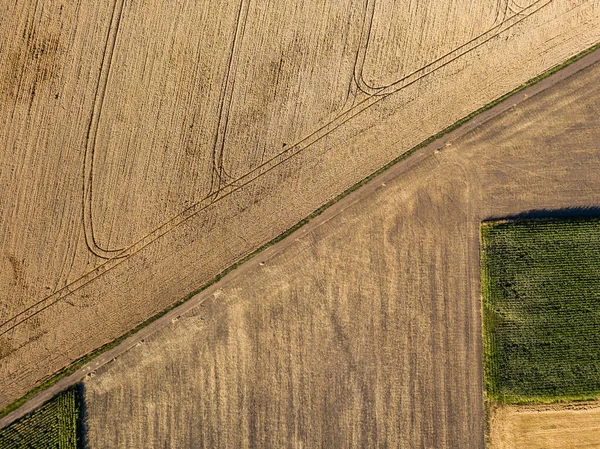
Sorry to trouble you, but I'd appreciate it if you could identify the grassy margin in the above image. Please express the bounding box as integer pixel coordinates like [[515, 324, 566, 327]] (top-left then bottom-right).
[[2, 40, 600, 422], [481, 222, 499, 448]]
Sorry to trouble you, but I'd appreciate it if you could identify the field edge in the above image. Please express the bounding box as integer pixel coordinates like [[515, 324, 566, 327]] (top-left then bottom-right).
[[2, 39, 600, 424], [0, 387, 80, 447], [481, 217, 600, 446]]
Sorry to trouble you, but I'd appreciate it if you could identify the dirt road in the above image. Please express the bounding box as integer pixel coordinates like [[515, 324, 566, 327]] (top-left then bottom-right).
[[2, 45, 599, 431], [82, 50, 600, 447], [3, 0, 599, 411]]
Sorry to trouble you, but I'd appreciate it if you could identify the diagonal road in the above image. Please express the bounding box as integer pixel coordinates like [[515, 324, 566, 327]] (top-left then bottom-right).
[[1, 45, 600, 431]]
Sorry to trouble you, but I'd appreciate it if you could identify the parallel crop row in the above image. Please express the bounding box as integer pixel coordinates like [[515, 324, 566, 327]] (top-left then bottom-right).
[[0, 388, 79, 448], [481, 217, 600, 404]]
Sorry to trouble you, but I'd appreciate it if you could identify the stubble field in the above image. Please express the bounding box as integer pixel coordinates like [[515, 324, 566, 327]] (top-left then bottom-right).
[[81, 57, 600, 447], [2, 0, 600, 413], [489, 402, 600, 448]]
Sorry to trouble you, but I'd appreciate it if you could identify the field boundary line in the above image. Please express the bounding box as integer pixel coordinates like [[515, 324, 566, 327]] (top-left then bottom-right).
[[1, 39, 600, 427], [0, 0, 553, 338]]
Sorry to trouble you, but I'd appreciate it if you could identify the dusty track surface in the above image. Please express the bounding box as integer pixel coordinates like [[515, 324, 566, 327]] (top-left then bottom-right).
[[490, 402, 600, 448], [1, 0, 600, 414], [2, 41, 600, 435], [65, 58, 600, 447]]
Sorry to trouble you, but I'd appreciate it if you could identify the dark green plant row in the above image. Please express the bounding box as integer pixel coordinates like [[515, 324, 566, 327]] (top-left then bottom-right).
[[0, 388, 80, 448], [481, 218, 600, 404]]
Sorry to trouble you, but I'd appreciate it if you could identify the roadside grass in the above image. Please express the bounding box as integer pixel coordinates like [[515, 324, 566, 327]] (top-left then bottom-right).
[[481, 218, 600, 405], [1, 39, 600, 422], [0, 388, 81, 448]]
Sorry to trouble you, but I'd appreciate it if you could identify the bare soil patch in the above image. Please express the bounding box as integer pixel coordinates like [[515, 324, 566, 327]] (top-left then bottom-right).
[[1, 0, 600, 413], [81, 57, 600, 447]]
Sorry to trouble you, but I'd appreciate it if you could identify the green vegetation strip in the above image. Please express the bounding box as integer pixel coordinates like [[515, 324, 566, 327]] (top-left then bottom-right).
[[2, 41, 600, 422], [482, 218, 600, 404], [0, 388, 80, 448]]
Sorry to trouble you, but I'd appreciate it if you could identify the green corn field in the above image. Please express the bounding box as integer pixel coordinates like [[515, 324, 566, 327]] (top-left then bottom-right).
[[0, 388, 80, 448], [481, 217, 600, 404]]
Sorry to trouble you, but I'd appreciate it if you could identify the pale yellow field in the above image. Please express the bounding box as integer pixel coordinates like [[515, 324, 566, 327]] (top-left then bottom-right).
[[81, 60, 600, 447], [1, 0, 600, 411], [490, 403, 600, 449]]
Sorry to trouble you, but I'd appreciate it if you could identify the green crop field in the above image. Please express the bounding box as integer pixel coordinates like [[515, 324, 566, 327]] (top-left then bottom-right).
[[481, 217, 600, 404], [0, 388, 80, 448]]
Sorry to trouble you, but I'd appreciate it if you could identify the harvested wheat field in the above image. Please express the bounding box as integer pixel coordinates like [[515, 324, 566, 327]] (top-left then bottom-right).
[[489, 403, 600, 449], [2, 0, 600, 415], [79, 57, 600, 447]]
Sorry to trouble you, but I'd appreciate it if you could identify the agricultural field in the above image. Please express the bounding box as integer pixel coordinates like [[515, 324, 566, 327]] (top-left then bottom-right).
[[78, 54, 600, 447], [481, 218, 600, 404], [489, 402, 600, 449], [0, 388, 79, 448], [1, 0, 600, 413]]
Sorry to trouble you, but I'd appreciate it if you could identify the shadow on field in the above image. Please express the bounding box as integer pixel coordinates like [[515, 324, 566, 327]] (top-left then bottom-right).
[[76, 383, 89, 449], [486, 206, 600, 222]]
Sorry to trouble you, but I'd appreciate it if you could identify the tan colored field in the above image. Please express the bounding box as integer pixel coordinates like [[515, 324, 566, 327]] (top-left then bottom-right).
[[81, 59, 600, 447], [1, 0, 600, 411], [490, 403, 600, 448]]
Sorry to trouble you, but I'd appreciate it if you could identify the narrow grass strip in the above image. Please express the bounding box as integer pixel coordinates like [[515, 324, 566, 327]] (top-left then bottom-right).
[[2, 39, 600, 421]]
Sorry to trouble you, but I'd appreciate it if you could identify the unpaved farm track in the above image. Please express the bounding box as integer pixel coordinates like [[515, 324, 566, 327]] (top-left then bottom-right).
[[77, 58, 600, 447], [1, 0, 600, 415], [3, 47, 600, 444]]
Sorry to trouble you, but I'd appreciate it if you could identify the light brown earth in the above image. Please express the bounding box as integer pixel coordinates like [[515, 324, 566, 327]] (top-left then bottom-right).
[[490, 402, 600, 449], [1, 0, 600, 411], [80, 59, 600, 447], [0, 47, 596, 432]]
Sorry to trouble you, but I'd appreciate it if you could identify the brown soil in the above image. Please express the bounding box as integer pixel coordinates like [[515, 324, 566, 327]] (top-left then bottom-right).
[[77, 58, 600, 447], [1, 0, 600, 414]]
